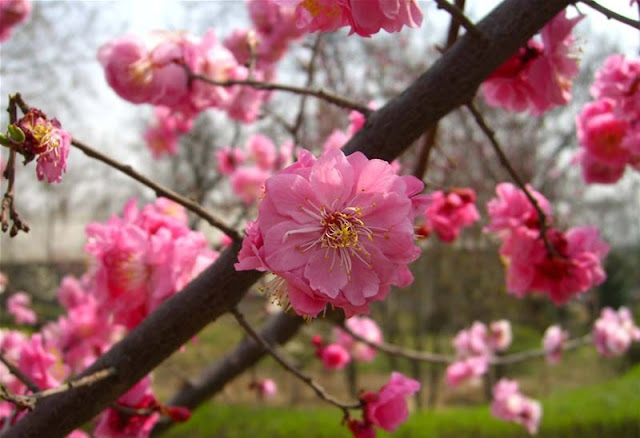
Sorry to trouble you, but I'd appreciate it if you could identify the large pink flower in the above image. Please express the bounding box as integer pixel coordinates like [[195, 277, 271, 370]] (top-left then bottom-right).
[[363, 372, 420, 432], [482, 10, 582, 115], [235, 149, 425, 317]]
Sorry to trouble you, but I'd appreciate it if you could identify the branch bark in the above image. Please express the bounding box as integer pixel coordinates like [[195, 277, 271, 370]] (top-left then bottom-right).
[[3, 0, 571, 436]]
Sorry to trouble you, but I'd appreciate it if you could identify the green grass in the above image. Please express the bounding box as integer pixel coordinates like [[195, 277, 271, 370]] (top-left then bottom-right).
[[164, 364, 640, 438]]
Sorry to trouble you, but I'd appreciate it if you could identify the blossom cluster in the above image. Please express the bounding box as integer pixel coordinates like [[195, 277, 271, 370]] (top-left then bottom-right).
[[0, 198, 205, 436], [446, 320, 512, 387], [0, 0, 31, 43], [575, 54, 640, 184], [348, 372, 420, 437], [216, 134, 295, 205], [282, 0, 423, 37], [418, 188, 479, 242], [491, 379, 542, 435], [6, 292, 37, 325], [485, 182, 609, 305], [235, 148, 428, 318], [482, 10, 582, 116], [592, 306, 640, 357], [10, 108, 71, 184]]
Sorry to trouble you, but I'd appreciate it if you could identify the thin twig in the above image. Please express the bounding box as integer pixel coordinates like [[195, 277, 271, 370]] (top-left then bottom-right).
[[491, 335, 592, 365], [231, 307, 361, 415], [579, 0, 640, 31], [433, 0, 484, 39], [292, 34, 324, 140], [465, 101, 556, 256], [340, 322, 592, 366], [35, 367, 116, 399], [0, 384, 35, 411], [10, 93, 240, 241], [186, 70, 372, 116], [0, 351, 41, 393]]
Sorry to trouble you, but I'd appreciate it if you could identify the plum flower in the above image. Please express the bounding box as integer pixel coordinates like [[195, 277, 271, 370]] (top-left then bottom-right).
[[235, 149, 426, 317], [482, 10, 582, 115], [7, 292, 37, 325], [542, 325, 568, 364], [492, 379, 542, 435], [421, 188, 479, 242], [362, 372, 420, 433], [0, 0, 31, 43], [593, 307, 640, 357], [13, 108, 71, 183]]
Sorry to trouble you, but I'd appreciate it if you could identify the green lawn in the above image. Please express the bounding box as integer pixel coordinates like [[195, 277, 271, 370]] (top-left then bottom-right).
[[164, 364, 640, 437]]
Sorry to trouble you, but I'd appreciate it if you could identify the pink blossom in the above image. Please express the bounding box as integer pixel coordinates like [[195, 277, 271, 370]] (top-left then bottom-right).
[[94, 377, 159, 438], [347, 418, 376, 438], [453, 321, 491, 358], [6, 292, 37, 325], [319, 343, 351, 370], [593, 307, 640, 357], [485, 182, 551, 237], [574, 148, 628, 184], [334, 316, 383, 362], [283, 0, 422, 37], [501, 226, 609, 305], [18, 334, 69, 389], [363, 372, 420, 432], [446, 356, 488, 388], [143, 106, 194, 159], [489, 319, 512, 352], [482, 10, 582, 115], [254, 378, 278, 398], [84, 197, 218, 329], [14, 108, 71, 183], [230, 166, 270, 205], [235, 149, 425, 317], [0, 0, 31, 42], [216, 146, 247, 175], [422, 188, 479, 242], [542, 325, 568, 364], [247, 134, 277, 170], [590, 54, 640, 114], [492, 379, 542, 435], [576, 99, 630, 166]]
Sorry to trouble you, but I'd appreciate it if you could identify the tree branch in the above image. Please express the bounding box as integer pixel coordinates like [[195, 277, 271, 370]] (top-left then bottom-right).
[[579, 0, 640, 31]]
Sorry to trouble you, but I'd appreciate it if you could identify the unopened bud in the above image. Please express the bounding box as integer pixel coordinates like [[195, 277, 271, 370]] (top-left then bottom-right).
[[7, 125, 25, 144]]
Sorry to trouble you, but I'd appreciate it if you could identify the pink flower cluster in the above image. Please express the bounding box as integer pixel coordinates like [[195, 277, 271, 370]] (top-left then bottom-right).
[[491, 379, 542, 435], [312, 335, 351, 370], [348, 372, 420, 437], [574, 54, 640, 184], [6, 292, 37, 325], [592, 307, 640, 357], [235, 148, 428, 318], [250, 378, 278, 399], [446, 320, 512, 387], [542, 325, 569, 364], [143, 106, 193, 158], [0, 330, 76, 431], [485, 182, 609, 305], [13, 108, 71, 183], [0, 0, 31, 43], [84, 197, 219, 329], [216, 134, 295, 205], [282, 0, 423, 37], [334, 316, 383, 362], [482, 10, 582, 115], [419, 188, 479, 242]]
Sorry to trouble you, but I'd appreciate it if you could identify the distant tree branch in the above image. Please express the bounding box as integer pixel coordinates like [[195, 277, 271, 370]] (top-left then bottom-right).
[[185, 69, 372, 116], [433, 0, 483, 39], [579, 0, 640, 31]]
